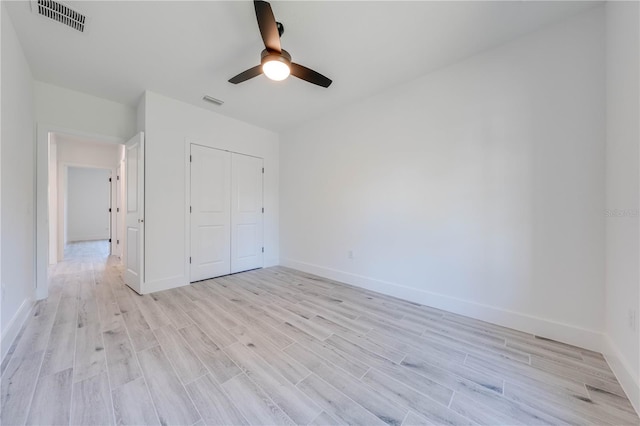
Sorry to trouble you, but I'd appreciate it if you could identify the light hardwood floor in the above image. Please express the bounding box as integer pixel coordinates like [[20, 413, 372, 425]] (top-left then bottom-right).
[[2, 241, 638, 425]]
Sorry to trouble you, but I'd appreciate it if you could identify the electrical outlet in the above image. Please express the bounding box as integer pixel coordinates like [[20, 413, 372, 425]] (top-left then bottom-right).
[[348, 250, 354, 259], [628, 308, 637, 331]]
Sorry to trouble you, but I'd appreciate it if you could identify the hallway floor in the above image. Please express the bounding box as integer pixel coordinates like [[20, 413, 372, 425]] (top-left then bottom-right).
[[63, 240, 110, 261]]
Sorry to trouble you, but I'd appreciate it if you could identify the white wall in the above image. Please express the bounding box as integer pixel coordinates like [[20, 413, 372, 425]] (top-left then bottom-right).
[[48, 139, 57, 264], [604, 1, 640, 412], [142, 91, 279, 293], [56, 136, 122, 168], [34, 81, 136, 141], [66, 167, 111, 242], [280, 7, 606, 351], [136, 92, 146, 133], [1, 4, 36, 359]]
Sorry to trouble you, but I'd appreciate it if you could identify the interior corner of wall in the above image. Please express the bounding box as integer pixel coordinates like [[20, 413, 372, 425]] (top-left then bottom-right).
[[603, 334, 640, 415], [1, 297, 36, 362]]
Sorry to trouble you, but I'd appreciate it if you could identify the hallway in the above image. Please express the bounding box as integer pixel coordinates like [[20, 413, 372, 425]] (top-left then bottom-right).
[[1, 240, 130, 424]]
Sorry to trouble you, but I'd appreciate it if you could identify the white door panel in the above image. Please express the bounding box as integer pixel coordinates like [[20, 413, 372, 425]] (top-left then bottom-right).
[[237, 224, 259, 258], [124, 132, 144, 293], [190, 145, 231, 281], [231, 153, 263, 273], [197, 225, 226, 264], [126, 228, 138, 266]]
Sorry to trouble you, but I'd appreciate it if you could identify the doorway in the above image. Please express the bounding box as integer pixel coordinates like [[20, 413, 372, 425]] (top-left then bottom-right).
[[36, 127, 126, 300], [47, 133, 123, 264]]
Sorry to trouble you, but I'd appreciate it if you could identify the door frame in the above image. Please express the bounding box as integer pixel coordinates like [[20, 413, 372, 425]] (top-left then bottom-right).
[[184, 139, 264, 284], [114, 162, 124, 258], [36, 123, 123, 300]]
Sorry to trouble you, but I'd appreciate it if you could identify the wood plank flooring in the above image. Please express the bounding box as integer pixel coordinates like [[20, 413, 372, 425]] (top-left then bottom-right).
[[1, 240, 638, 425]]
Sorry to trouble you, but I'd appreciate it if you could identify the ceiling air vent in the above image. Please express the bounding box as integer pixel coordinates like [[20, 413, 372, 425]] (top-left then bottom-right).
[[203, 95, 224, 106], [31, 0, 87, 33]]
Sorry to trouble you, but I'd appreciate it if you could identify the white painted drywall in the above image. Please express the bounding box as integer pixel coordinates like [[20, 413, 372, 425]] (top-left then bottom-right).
[[56, 137, 122, 168], [66, 167, 111, 242], [604, 1, 640, 412], [48, 138, 57, 264], [1, 4, 36, 358], [136, 92, 146, 133], [1, 2, 3, 357], [142, 91, 279, 293], [280, 7, 606, 351], [34, 81, 136, 141]]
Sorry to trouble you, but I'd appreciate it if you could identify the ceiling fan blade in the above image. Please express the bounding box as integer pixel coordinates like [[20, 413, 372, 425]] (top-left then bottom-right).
[[290, 63, 332, 88], [254, 1, 281, 52], [228, 65, 263, 84]]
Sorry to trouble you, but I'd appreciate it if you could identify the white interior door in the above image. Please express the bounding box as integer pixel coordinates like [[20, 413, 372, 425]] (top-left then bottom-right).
[[231, 153, 263, 273], [124, 132, 144, 293], [190, 145, 231, 281]]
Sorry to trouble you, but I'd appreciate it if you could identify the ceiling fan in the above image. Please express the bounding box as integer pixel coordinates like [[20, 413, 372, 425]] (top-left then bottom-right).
[[228, 0, 332, 88]]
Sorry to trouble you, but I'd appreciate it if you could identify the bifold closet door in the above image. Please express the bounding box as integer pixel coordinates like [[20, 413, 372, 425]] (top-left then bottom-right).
[[190, 145, 231, 282], [231, 153, 264, 273]]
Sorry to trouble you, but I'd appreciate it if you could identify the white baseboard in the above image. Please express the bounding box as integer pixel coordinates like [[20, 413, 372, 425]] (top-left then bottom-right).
[[142, 260, 280, 295], [281, 258, 604, 353], [603, 335, 640, 415], [264, 256, 280, 268], [1, 297, 35, 361], [141, 275, 189, 294]]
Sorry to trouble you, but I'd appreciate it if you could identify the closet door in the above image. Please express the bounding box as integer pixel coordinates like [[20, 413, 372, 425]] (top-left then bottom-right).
[[190, 145, 231, 281], [231, 153, 264, 273]]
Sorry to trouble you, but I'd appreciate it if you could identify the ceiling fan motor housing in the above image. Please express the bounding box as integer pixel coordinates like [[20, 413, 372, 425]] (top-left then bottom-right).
[[261, 49, 291, 67]]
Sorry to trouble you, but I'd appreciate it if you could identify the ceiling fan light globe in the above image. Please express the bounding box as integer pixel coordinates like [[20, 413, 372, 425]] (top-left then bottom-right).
[[263, 60, 290, 81]]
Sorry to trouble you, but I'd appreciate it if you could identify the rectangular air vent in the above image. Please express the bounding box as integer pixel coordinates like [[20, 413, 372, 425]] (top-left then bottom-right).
[[31, 0, 87, 33], [203, 95, 224, 106]]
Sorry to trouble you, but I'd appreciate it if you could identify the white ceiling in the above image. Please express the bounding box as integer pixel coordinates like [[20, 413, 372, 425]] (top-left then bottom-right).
[[6, 1, 599, 132]]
